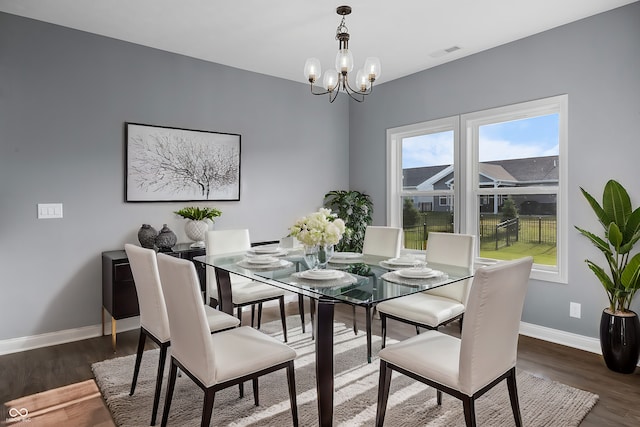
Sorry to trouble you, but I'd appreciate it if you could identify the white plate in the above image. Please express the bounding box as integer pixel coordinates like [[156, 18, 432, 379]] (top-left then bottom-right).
[[300, 269, 343, 280], [396, 267, 438, 279], [331, 252, 363, 259], [386, 257, 421, 266], [252, 246, 282, 254], [247, 256, 279, 264], [237, 259, 292, 270], [247, 248, 287, 257]]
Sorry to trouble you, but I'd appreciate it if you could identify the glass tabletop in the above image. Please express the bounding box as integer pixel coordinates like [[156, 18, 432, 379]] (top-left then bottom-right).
[[194, 249, 473, 307]]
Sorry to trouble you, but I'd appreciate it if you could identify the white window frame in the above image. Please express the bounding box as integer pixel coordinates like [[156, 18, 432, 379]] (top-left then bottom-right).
[[386, 116, 460, 232], [387, 95, 568, 283]]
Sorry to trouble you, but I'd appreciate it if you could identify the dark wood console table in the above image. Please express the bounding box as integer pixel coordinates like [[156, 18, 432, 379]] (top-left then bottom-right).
[[101, 243, 206, 351]]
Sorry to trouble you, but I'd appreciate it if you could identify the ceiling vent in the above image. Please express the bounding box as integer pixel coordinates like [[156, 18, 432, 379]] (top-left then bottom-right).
[[429, 45, 462, 58]]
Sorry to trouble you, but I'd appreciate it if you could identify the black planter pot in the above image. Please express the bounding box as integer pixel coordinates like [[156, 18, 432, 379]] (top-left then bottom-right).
[[599, 309, 640, 374]]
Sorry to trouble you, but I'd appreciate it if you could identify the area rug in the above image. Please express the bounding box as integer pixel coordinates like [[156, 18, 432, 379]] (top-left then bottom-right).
[[92, 319, 598, 426]]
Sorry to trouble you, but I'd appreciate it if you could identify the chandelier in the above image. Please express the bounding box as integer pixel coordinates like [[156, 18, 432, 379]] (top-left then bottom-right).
[[304, 5, 381, 103]]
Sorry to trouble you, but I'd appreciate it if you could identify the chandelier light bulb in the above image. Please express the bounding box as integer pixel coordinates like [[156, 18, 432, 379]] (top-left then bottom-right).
[[355, 69, 369, 92], [363, 57, 381, 81], [335, 49, 354, 74], [323, 69, 339, 92], [304, 58, 322, 83]]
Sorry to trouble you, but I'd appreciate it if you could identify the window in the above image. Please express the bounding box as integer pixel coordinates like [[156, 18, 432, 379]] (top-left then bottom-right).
[[387, 95, 567, 282], [387, 117, 459, 251]]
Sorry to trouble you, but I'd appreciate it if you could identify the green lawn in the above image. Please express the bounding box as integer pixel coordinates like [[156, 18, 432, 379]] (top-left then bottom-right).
[[404, 232, 557, 266], [479, 241, 557, 265]]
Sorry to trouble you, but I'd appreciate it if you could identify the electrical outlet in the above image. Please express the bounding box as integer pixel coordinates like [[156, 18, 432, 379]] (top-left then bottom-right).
[[570, 302, 581, 318]]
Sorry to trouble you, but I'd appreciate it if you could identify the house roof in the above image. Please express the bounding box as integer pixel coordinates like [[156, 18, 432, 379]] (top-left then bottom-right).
[[486, 156, 559, 182], [403, 165, 450, 188], [403, 155, 559, 188]]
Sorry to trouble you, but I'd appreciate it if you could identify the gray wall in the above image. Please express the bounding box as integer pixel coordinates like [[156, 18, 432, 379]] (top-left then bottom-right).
[[349, 3, 640, 337], [0, 13, 349, 340], [2, 3, 639, 344]]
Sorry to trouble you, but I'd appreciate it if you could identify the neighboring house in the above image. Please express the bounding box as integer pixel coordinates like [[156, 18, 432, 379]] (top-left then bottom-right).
[[404, 155, 559, 215]]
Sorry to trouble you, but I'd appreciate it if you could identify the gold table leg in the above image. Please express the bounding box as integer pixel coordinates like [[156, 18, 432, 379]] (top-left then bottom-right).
[[111, 317, 117, 352]]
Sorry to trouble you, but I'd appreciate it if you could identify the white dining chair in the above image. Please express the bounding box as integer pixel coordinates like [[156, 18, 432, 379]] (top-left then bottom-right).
[[205, 229, 290, 342], [124, 244, 240, 426], [377, 232, 475, 348], [157, 253, 299, 427], [361, 226, 403, 259], [349, 226, 402, 362], [375, 257, 533, 427]]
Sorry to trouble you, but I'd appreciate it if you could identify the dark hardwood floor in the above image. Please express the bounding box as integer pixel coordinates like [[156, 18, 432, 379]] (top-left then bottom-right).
[[1, 302, 638, 426]]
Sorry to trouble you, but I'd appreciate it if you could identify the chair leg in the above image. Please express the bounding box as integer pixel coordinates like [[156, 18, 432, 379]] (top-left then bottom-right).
[[239, 381, 244, 398], [201, 388, 216, 427], [375, 361, 393, 427], [258, 303, 263, 329], [298, 294, 306, 333], [252, 378, 259, 406], [150, 343, 168, 425], [506, 368, 523, 427], [129, 329, 146, 395], [416, 325, 421, 335], [286, 362, 299, 427], [462, 395, 477, 427], [352, 305, 358, 334], [236, 306, 243, 325], [279, 296, 288, 342], [381, 315, 387, 349], [459, 314, 464, 333], [436, 390, 442, 405], [251, 304, 257, 327], [309, 299, 316, 340], [160, 360, 178, 427]]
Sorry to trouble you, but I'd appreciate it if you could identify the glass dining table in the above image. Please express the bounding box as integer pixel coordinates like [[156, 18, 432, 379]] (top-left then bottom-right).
[[194, 249, 472, 427]]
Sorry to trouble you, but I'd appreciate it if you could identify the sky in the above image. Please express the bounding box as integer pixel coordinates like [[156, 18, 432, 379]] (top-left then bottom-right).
[[402, 113, 560, 169]]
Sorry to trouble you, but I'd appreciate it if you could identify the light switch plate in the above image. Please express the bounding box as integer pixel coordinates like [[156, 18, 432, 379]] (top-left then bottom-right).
[[38, 203, 63, 219], [569, 302, 581, 318]]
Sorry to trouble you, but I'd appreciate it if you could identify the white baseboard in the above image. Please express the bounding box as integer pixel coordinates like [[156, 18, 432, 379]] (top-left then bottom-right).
[[0, 316, 140, 356], [520, 321, 640, 367], [0, 297, 303, 356], [519, 321, 601, 354]]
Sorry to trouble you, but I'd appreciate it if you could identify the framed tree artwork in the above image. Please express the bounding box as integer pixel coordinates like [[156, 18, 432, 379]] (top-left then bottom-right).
[[125, 122, 241, 202]]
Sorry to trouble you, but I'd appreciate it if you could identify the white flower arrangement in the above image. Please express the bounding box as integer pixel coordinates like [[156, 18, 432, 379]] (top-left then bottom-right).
[[289, 208, 346, 246]]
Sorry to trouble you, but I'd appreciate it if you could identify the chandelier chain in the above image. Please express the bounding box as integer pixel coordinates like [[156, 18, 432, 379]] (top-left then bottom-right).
[[336, 16, 348, 39]]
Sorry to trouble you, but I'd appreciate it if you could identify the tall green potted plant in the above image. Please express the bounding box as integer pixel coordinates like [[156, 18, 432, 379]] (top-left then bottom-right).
[[324, 190, 373, 253], [575, 179, 640, 373]]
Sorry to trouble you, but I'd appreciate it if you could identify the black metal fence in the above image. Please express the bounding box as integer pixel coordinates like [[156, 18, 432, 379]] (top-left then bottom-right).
[[403, 214, 556, 250], [480, 214, 557, 248], [403, 212, 454, 250]]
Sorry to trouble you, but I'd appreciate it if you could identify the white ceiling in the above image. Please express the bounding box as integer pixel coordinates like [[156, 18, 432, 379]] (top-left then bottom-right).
[[0, 0, 636, 85]]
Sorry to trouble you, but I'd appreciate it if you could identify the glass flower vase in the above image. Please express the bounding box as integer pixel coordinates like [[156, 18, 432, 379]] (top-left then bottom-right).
[[317, 244, 335, 269], [304, 245, 319, 270]]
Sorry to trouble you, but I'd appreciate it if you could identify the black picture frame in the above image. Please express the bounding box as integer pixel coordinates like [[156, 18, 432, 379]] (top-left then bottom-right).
[[125, 122, 241, 202]]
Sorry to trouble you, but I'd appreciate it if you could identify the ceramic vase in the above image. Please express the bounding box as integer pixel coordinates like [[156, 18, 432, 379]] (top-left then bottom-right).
[[137, 224, 157, 249], [155, 224, 177, 252], [599, 309, 640, 374], [184, 220, 209, 248]]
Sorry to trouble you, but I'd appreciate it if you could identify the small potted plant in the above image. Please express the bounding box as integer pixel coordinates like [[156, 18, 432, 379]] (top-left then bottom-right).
[[174, 207, 222, 248], [575, 179, 640, 373]]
